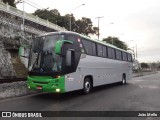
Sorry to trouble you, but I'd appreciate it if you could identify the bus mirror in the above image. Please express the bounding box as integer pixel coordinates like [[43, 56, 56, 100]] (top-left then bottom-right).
[[55, 40, 73, 55], [66, 49, 74, 66]]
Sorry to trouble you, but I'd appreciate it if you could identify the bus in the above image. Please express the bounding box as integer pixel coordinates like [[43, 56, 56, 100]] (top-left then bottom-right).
[[19, 31, 133, 94]]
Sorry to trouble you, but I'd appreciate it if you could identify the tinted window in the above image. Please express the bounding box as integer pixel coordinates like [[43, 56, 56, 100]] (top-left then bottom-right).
[[122, 52, 127, 61], [116, 50, 122, 60], [108, 47, 112, 58], [92, 42, 96, 56], [128, 54, 132, 62], [82, 39, 92, 55], [102, 46, 107, 57], [66, 34, 79, 51], [111, 49, 115, 59], [97, 44, 103, 56], [108, 47, 115, 59]]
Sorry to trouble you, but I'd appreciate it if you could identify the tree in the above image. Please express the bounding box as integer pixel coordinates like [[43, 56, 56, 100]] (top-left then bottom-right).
[[151, 62, 157, 70], [102, 36, 128, 50], [32, 9, 98, 35], [2, 0, 16, 7], [74, 17, 98, 36], [33, 9, 61, 24], [141, 62, 149, 69], [63, 14, 76, 30]]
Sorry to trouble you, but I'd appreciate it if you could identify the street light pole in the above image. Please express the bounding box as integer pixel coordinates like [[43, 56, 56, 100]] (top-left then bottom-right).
[[95, 16, 104, 40], [22, 0, 25, 41], [69, 14, 72, 31], [15, 0, 47, 43], [69, 4, 85, 31], [131, 44, 138, 60], [136, 44, 138, 59]]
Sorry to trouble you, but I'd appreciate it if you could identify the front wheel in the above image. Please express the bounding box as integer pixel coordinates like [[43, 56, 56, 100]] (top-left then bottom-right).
[[83, 78, 92, 94]]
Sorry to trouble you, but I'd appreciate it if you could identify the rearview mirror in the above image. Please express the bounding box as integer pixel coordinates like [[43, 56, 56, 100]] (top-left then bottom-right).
[[55, 40, 73, 55], [66, 49, 74, 66], [18, 45, 30, 58]]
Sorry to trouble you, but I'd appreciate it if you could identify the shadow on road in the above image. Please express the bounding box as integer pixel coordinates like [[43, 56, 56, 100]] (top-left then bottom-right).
[[32, 82, 128, 101]]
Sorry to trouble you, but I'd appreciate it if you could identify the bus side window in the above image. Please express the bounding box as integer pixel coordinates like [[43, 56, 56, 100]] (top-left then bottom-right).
[[112, 48, 116, 59], [81, 39, 93, 55], [97, 44, 103, 57], [122, 52, 127, 61], [128, 54, 132, 62], [102, 46, 107, 58], [116, 50, 122, 60], [108, 47, 112, 59]]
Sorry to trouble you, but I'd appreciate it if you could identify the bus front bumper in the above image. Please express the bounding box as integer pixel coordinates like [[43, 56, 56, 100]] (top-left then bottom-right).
[[27, 76, 65, 93]]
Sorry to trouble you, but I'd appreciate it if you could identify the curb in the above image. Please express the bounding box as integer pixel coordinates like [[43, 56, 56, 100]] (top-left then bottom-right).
[[133, 71, 157, 78], [0, 81, 38, 99]]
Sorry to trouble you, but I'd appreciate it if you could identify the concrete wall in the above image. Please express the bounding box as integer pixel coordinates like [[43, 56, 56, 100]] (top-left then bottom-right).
[[0, 42, 16, 78], [0, 10, 59, 78], [0, 81, 38, 99]]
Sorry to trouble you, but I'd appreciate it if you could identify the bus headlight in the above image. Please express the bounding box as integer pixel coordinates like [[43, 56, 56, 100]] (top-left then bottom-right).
[[56, 89, 60, 92]]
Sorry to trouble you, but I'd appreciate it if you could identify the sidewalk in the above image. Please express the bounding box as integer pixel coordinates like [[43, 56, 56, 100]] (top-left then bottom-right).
[[133, 71, 157, 77]]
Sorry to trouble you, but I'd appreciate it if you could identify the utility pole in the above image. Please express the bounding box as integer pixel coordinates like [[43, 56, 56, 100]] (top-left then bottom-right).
[[69, 4, 85, 31], [131, 44, 138, 60], [136, 44, 138, 59], [22, 0, 25, 43], [15, 0, 45, 44], [95, 16, 103, 40]]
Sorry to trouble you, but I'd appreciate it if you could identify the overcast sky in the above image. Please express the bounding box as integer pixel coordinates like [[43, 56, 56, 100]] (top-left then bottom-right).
[[16, 0, 160, 62]]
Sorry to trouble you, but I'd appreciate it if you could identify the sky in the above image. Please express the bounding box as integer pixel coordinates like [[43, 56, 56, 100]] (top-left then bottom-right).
[[16, 0, 160, 62]]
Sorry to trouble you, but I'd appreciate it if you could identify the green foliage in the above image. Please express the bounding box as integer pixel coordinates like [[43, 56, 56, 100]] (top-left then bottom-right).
[[33, 9, 61, 24], [33, 9, 98, 35], [102, 36, 128, 50], [75, 17, 98, 35], [2, 0, 16, 7], [141, 62, 149, 68]]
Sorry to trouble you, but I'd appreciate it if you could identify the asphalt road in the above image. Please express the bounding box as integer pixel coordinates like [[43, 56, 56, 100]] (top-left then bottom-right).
[[0, 72, 160, 120]]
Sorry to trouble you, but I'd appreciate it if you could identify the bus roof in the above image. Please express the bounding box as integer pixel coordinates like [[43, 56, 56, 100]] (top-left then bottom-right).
[[40, 31, 131, 54]]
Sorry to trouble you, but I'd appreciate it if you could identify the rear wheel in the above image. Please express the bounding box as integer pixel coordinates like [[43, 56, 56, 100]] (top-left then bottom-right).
[[122, 74, 126, 85], [83, 78, 92, 94]]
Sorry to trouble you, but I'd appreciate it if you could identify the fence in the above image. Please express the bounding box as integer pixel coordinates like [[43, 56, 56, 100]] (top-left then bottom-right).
[[0, 2, 67, 32]]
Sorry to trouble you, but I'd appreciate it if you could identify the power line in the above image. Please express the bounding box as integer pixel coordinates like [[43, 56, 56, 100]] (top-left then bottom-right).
[[25, 0, 44, 9], [15, 0, 45, 10]]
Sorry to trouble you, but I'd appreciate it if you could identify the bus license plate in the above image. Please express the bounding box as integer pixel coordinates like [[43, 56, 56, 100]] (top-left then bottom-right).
[[36, 86, 42, 90]]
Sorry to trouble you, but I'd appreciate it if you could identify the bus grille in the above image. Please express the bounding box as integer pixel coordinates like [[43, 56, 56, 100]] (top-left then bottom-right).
[[33, 81, 48, 84]]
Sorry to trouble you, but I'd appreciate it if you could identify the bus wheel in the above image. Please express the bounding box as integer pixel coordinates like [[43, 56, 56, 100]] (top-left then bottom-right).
[[122, 74, 126, 85], [83, 78, 92, 94]]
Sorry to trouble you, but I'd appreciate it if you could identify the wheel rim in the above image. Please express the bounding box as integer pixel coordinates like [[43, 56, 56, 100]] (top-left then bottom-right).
[[85, 81, 90, 92], [122, 77, 125, 84]]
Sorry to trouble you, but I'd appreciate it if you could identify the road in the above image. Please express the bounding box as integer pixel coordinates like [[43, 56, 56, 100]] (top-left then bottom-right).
[[0, 72, 160, 120]]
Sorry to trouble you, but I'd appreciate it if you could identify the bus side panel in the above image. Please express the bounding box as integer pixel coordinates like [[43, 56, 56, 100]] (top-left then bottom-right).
[[78, 54, 132, 87], [65, 71, 84, 92], [65, 54, 132, 92]]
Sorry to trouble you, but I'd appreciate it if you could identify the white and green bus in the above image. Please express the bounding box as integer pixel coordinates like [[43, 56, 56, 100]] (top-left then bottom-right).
[[20, 31, 133, 94]]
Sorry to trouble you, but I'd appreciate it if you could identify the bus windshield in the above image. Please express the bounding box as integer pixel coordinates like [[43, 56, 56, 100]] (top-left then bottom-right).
[[29, 34, 65, 73]]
